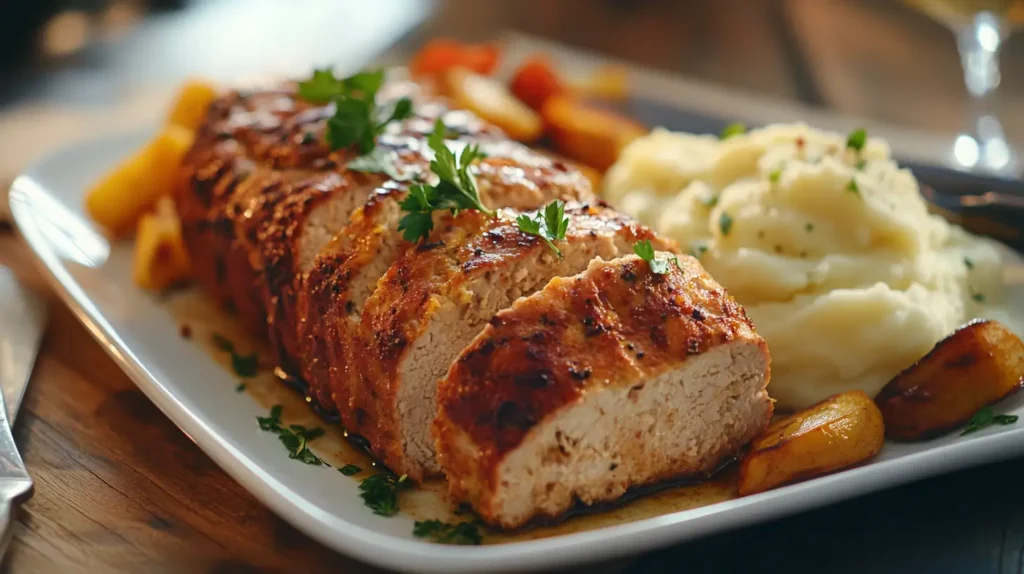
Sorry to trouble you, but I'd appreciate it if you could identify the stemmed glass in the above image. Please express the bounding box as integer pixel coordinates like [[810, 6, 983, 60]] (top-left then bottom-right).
[[906, 0, 1023, 177]]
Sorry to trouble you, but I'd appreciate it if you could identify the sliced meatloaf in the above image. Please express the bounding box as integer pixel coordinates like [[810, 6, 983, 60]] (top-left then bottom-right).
[[297, 156, 594, 413], [434, 253, 773, 528], [341, 202, 675, 480]]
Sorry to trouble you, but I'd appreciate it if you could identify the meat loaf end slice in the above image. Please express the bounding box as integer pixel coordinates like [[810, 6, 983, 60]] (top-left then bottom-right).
[[346, 203, 674, 479], [434, 253, 772, 528]]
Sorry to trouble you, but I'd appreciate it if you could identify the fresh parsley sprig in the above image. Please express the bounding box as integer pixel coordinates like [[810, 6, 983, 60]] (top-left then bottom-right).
[[413, 519, 484, 545], [297, 69, 413, 153], [255, 405, 327, 466], [633, 240, 681, 275], [398, 119, 492, 242], [516, 200, 569, 258], [962, 406, 1018, 435], [846, 128, 867, 152], [359, 473, 409, 516], [720, 122, 746, 140]]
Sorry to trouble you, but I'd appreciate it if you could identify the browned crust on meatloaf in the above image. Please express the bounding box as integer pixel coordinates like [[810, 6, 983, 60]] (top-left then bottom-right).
[[434, 253, 770, 500], [344, 202, 669, 478]]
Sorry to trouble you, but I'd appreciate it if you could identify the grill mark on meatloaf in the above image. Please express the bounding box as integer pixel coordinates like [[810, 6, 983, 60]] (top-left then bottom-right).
[[346, 204, 673, 478], [437, 254, 758, 472]]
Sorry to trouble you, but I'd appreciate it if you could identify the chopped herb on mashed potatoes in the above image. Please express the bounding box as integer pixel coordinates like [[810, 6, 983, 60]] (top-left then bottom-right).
[[603, 123, 1009, 410]]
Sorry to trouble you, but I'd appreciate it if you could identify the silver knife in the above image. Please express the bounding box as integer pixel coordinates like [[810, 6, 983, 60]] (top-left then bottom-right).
[[0, 267, 46, 557]]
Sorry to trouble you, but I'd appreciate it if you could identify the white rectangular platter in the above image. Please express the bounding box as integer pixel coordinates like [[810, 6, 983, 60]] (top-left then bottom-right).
[[10, 36, 1024, 573]]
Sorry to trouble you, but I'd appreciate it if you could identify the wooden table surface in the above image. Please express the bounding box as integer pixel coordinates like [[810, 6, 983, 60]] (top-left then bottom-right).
[[3, 1, 1024, 572]]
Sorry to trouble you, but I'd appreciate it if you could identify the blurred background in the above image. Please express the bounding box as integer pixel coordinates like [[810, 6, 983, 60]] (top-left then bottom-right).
[[1, 0, 1023, 179]]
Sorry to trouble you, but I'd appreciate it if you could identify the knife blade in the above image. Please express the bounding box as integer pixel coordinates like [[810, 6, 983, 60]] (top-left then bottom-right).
[[0, 267, 44, 557]]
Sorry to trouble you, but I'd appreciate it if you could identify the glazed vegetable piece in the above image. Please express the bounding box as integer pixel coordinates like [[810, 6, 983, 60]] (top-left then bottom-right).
[[568, 65, 629, 101], [738, 390, 884, 496], [132, 197, 191, 290], [409, 39, 500, 78], [166, 78, 219, 131], [540, 94, 647, 171], [85, 124, 194, 236], [444, 68, 543, 143], [509, 54, 566, 110], [875, 320, 1024, 441]]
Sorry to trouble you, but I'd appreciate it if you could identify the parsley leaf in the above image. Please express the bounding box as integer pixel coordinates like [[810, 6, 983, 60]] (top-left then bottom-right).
[[397, 119, 493, 242], [297, 69, 413, 153], [257, 405, 283, 432], [359, 473, 409, 516], [719, 212, 734, 236], [768, 166, 783, 184], [338, 464, 362, 476], [720, 122, 746, 140], [964, 257, 974, 270], [805, 222, 814, 232], [962, 406, 1018, 435], [846, 128, 867, 152], [632, 240, 679, 274], [516, 200, 569, 257], [972, 292, 986, 303], [846, 178, 860, 196], [413, 519, 484, 545]]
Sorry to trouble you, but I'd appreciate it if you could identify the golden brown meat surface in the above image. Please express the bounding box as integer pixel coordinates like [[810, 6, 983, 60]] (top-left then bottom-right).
[[434, 254, 773, 527]]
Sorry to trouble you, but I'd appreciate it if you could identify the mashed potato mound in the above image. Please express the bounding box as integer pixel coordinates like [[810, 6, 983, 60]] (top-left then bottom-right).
[[604, 124, 1005, 410]]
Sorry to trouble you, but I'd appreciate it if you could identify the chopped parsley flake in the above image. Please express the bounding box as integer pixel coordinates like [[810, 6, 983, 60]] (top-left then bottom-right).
[[964, 257, 974, 270], [962, 406, 1017, 435], [359, 473, 409, 516], [846, 128, 867, 152], [972, 292, 986, 303], [720, 122, 746, 140], [255, 405, 326, 466], [689, 242, 709, 259], [516, 200, 569, 258], [338, 464, 362, 476], [235, 383, 247, 393], [768, 166, 783, 184], [719, 212, 734, 236], [211, 334, 259, 377], [701, 193, 719, 208], [413, 519, 484, 545], [805, 222, 814, 232], [846, 178, 860, 196], [856, 159, 867, 170]]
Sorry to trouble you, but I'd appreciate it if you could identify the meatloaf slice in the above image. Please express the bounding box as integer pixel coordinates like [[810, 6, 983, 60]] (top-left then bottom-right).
[[342, 203, 674, 480], [434, 253, 772, 528], [297, 156, 596, 415]]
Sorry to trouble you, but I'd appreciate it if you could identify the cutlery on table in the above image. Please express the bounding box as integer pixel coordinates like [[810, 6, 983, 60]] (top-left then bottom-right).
[[0, 267, 47, 558]]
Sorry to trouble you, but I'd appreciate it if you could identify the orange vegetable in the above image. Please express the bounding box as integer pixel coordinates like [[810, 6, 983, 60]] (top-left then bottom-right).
[[509, 54, 566, 111], [738, 391, 885, 496], [166, 78, 218, 131], [445, 68, 543, 143], [409, 39, 500, 78], [541, 94, 647, 171], [876, 320, 1024, 441]]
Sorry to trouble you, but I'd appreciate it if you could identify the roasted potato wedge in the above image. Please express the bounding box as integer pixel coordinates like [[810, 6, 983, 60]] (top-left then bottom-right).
[[85, 124, 194, 236], [540, 94, 647, 171], [445, 68, 543, 143], [568, 65, 629, 101], [875, 320, 1024, 441], [166, 78, 218, 131], [133, 197, 191, 290], [738, 391, 884, 496]]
